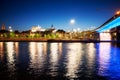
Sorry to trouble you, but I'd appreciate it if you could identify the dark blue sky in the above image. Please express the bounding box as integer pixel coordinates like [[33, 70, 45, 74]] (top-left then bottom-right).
[[0, 0, 120, 31]]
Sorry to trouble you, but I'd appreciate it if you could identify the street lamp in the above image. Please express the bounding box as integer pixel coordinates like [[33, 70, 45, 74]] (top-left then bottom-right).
[[9, 26, 13, 32], [70, 19, 75, 25], [116, 11, 120, 15], [70, 19, 75, 39]]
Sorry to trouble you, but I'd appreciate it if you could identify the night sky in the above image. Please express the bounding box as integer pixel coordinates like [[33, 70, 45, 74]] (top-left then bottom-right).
[[0, 0, 120, 31]]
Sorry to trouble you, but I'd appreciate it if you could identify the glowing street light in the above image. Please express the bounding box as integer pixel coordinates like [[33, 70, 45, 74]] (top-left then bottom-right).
[[116, 11, 120, 15], [9, 26, 13, 32], [70, 19, 75, 24]]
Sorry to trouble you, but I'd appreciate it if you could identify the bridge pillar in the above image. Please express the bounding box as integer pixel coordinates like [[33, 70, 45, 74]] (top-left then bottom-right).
[[110, 26, 120, 41]]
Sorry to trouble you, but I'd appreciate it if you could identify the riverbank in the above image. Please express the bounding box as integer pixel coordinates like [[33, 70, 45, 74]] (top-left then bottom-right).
[[0, 38, 120, 42]]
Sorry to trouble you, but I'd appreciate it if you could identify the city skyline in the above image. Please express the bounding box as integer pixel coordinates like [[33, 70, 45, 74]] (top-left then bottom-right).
[[0, 0, 120, 31]]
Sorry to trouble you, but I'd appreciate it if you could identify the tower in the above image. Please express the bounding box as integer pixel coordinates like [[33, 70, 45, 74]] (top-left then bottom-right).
[[51, 24, 54, 29], [1, 24, 5, 30]]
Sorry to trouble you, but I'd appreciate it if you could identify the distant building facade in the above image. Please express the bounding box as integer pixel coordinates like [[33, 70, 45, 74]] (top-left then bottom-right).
[[31, 25, 45, 32]]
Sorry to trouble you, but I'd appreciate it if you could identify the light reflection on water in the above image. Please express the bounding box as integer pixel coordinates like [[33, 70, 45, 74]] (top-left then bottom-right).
[[85, 43, 96, 77], [49, 43, 59, 76], [29, 42, 47, 74], [97, 42, 120, 79], [6, 42, 14, 65], [65, 43, 82, 78], [0, 42, 120, 79], [6, 42, 18, 78], [98, 43, 111, 76], [0, 42, 4, 60]]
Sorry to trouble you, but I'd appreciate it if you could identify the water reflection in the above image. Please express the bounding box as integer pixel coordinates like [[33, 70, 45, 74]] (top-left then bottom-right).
[[65, 43, 96, 78], [6, 42, 15, 67], [29, 42, 47, 74], [1, 42, 120, 79], [15, 42, 19, 56], [58, 43, 62, 55], [65, 43, 82, 78], [97, 42, 120, 79], [0, 42, 4, 61], [98, 43, 111, 76], [49, 43, 59, 76], [43, 42, 47, 55], [6, 42, 16, 78], [87, 43, 96, 66], [86, 43, 96, 76]]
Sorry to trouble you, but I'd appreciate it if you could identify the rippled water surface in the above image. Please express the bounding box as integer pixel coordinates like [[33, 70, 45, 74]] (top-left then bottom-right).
[[0, 42, 120, 80]]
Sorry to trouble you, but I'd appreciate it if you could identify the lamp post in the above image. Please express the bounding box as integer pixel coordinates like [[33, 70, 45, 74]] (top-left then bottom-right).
[[116, 11, 120, 15], [70, 19, 75, 39]]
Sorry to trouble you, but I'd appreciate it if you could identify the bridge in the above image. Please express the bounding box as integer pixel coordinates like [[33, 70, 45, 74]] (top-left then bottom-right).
[[95, 11, 120, 32], [95, 11, 120, 41]]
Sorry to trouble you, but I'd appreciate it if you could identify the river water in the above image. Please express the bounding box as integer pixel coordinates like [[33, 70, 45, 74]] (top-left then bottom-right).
[[0, 42, 120, 80]]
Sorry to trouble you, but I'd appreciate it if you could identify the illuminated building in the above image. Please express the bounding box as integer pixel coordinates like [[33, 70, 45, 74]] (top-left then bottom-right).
[[31, 25, 45, 32], [31, 26, 41, 32]]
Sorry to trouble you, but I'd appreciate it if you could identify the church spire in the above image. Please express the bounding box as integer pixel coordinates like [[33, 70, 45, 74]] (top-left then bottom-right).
[[1, 24, 5, 30]]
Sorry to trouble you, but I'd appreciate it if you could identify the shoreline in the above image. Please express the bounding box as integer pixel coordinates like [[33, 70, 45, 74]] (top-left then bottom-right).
[[0, 38, 120, 42]]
